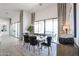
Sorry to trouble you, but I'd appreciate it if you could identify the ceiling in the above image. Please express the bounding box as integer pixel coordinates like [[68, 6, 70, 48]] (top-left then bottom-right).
[[0, 3, 57, 19]]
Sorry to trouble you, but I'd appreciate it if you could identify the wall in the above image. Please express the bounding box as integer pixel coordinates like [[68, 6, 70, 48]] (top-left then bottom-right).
[[0, 18, 9, 35], [35, 4, 57, 21], [66, 4, 74, 36], [65, 4, 79, 46], [11, 11, 20, 23]]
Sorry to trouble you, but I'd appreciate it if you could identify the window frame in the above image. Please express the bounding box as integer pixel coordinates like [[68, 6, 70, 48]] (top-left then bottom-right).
[[34, 17, 58, 35]]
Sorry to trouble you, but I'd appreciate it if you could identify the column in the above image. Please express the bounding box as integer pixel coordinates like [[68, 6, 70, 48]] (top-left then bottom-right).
[[58, 3, 66, 37], [19, 10, 23, 40], [31, 12, 35, 33]]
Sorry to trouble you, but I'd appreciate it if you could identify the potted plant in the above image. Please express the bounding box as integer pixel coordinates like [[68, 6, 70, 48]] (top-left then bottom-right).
[[27, 25, 33, 34]]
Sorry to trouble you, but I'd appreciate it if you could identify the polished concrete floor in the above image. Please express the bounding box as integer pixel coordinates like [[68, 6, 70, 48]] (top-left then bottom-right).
[[0, 33, 57, 56], [0, 33, 78, 56]]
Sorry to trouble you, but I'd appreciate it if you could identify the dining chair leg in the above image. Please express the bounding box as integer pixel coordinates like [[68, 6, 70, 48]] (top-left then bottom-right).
[[48, 47, 50, 56], [38, 45, 40, 55], [29, 44, 30, 51], [51, 46, 52, 52], [26, 44, 28, 49], [33, 46, 35, 54], [29, 45, 33, 51], [27, 43, 30, 50], [23, 42, 25, 46], [40, 45, 43, 50]]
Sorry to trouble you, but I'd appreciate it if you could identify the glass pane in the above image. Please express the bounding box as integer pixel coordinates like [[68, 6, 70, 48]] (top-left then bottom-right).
[[45, 19, 53, 35], [38, 21, 44, 34], [10, 22, 20, 38], [10, 24, 15, 36], [14, 23, 18, 37], [54, 19, 58, 33], [53, 19, 58, 42], [34, 22, 39, 33], [17, 23, 20, 38]]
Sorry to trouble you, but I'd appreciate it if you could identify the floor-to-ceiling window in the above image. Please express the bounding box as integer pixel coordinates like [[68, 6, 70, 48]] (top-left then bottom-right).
[[14, 23, 18, 37], [34, 21, 44, 34], [38, 21, 44, 34], [10, 24, 15, 36], [45, 19, 53, 35], [34, 18, 58, 42], [34, 22, 39, 33], [53, 19, 58, 42], [17, 22, 20, 38], [10, 22, 20, 38]]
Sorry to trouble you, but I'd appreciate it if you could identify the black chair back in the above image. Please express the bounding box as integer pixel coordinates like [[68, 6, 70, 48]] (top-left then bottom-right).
[[29, 36, 38, 45], [24, 35, 30, 43], [47, 37, 52, 46]]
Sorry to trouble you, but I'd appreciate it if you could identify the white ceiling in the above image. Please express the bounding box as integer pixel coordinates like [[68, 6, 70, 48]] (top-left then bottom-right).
[[0, 3, 57, 19]]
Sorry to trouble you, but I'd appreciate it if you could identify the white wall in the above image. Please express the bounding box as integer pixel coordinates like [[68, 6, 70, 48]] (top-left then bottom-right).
[[67, 4, 74, 36], [35, 4, 57, 21], [23, 11, 31, 33], [11, 11, 20, 23], [76, 4, 79, 46], [0, 18, 9, 34]]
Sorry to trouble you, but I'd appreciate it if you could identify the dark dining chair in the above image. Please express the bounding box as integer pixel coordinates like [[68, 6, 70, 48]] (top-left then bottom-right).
[[29, 36, 39, 53], [23, 34, 30, 50], [41, 36, 52, 55]]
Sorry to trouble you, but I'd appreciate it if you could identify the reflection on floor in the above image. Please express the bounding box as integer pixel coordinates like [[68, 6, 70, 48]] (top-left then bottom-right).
[[0, 34, 57, 56]]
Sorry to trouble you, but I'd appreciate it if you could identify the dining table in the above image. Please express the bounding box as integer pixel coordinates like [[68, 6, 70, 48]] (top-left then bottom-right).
[[35, 35, 47, 48]]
